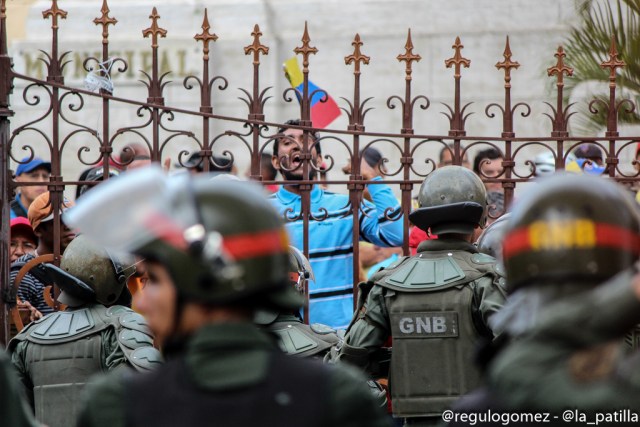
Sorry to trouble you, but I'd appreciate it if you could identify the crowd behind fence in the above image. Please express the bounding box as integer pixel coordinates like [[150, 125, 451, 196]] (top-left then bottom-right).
[[1, 0, 640, 344]]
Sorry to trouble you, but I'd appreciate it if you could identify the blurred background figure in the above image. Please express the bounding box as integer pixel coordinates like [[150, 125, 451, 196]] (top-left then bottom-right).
[[178, 151, 236, 175], [76, 165, 121, 200], [11, 157, 51, 219], [570, 143, 605, 175], [533, 151, 556, 178], [573, 143, 604, 166], [119, 143, 151, 171], [11, 192, 76, 317], [473, 147, 504, 193], [10, 217, 37, 263], [438, 143, 471, 169]]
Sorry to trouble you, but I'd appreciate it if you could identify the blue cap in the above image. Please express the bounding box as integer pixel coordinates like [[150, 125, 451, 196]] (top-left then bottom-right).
[[16, 157, 51, 176]]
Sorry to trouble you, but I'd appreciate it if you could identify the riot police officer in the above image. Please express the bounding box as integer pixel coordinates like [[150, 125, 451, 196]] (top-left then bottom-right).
[[67, 167, 391, 427], [487, 173, 640, 411], [8, 235, 161, 427], [255, 246, 340, 358], [336, 165, 506, 426]]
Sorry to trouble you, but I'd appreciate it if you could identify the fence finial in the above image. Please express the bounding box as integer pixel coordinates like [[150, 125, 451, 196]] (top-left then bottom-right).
[[601, 35, 625, 87], [93, 0, 117, 45], [397, 29, 421, 81], [496, 36, 519, 88], [445, 36, 470, 79], [244, 24, 269, 65], [195, 9, 218, 61], [294, 22, 318, 72], [142, 7, 167, 48]]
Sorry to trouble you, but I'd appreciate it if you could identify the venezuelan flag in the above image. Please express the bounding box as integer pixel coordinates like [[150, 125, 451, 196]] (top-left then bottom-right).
[[283, 57, 341, 129]]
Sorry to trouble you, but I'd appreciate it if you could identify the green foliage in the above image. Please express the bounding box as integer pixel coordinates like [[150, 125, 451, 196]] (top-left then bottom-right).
[[563, 0, 640, 135]]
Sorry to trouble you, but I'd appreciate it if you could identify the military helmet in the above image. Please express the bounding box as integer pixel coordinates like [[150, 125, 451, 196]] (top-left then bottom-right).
[[502, 173, 640, 292], [65, 168, 302, 311], [254, 246, 313, 325], [138, 179, 299, 310], [58, 234, 136, 306], [409, 165, 487, 234], [476, 213, 511, 260], [288, 246, 314, 295]]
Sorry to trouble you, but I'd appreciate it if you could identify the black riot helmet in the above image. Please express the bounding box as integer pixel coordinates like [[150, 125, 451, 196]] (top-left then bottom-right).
[[409, 166, 487, 234], [64, 167, 302, 311], [502, 173, 640, 293]]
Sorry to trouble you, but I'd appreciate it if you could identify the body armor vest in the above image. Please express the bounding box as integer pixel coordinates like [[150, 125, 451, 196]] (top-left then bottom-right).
[[375, 250, 498, 418], [267, 316, 340, 358], [126, 351, 330, 427], [9, 304, 161, 427]]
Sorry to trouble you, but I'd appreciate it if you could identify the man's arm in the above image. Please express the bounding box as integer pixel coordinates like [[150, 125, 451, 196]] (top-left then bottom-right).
[[473, 273, 507, 338], [360, 177, 403, 247], [337, 285, 391, 376]]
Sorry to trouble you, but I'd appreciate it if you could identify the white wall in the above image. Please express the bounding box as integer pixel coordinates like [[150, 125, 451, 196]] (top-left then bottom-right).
[[7, 0, 635, 199]]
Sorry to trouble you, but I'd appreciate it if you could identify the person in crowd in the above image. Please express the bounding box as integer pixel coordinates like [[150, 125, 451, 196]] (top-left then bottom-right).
[[64, 167, 392, 427], [472, 147, 503, 193], [573, 143, 604, 166], [11, 192, 76, 317], [438, 143, 471, 169], [119, 142, 151, 171], [10, 217, 37, 263], [486, 173, 640, 412], [269, 120, 403, 329], [336, 166, 506, 426], [178, 151, 236, 175], [11, 157, 51, 219], [76, 164, 121, 199], [8, 235, 161, 427]]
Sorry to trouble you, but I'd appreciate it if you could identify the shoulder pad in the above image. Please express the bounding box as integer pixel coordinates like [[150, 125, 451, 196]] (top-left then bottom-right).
[[381, 257, 466, 291], [310, 323, 336, 335], [116, 311, 155, 349], [118, 311, 154, 335], [271, 325, 320, 356], [113, 309, 159, 370], [129, 346, 163, 372], [470, 253, 496, 265], [105, 305, 132, 317], [23, 308, 98, 343], [386, 256, 408, 270], [118, 328, 154, 349]]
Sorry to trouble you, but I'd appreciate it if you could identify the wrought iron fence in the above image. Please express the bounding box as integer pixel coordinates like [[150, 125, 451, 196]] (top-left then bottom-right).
[[1, 0, 639, 345]]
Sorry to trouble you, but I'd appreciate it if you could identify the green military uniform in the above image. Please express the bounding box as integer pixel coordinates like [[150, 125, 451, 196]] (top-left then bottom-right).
[[66, 169, 391, 427], [339, 239, 505, 425], [78, 322, 390, 427], [484, 173, 640, 415], [257, 311, 340, 358], [338, 166, 507, 426], [8, 303, 160, 427], [7, 235, 161, 427], [489, 268, 640, 411], [0, 350, 39, 427]]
